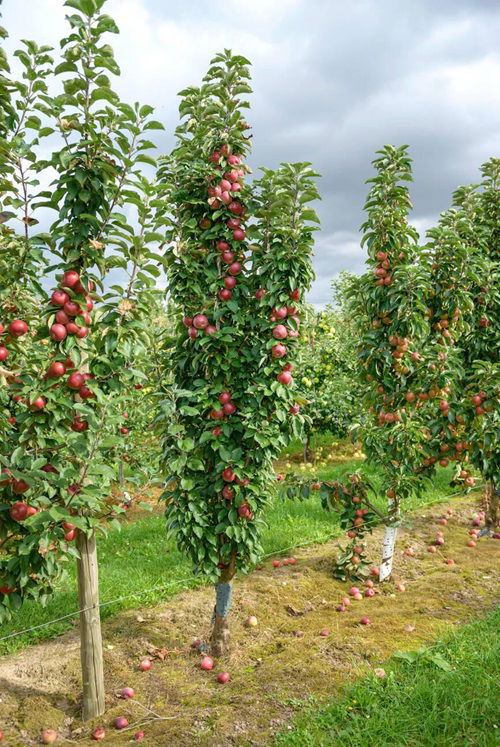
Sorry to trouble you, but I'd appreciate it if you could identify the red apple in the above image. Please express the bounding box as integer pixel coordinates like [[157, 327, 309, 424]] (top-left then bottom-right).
[[272, 560, 280, 567], [114, 717, 128, 730], [216, 240, 230, 252], [41, 729, 58, 744], [51, 289, 69, 307], [47, 361, 66, 378], [217, 671, 230, 683], [428, 545, 437, 553], [193, 314, 209, 329], [272, 325, 287, 340], [135, 732, 145, 741], [396, 583, 406, 592], [223, 402, 236, 415], [92, 727, 106, 741], [210, 408, 224, 420], [62, 270, 80, 288], [238, 504, 252, 519], [360, 616, 371, 625], [0, 346, 8, 361], [289, 403, 300, 414], [219, 289, 232, 301], [277, 371, 292, 385], [205, 325, 217, 335], [221, 250, 235, 263], [222, 485, 234, 500], [121, 687, 134, 699], [255, 289, 266, 300], [10, 501, 29, 519], [68, 372, 85, 390], [467, 540, 476, 547], [182, 316, 193, 327], [272, 344, 287, 358], [222, 467, 235, 482], [245, 615, 258, 627], [49, 324, 68, 342], [224, 276, 237, 289], [140, 658, 152, 671], [8, 319, 28, 336], [188, 327, 197, 339], [365, 588, 375, 597], [232, 228, 245, 241], [349, 587, 360, 596], [319, 629, 330, 637], [228, 261, 242, 276], [200, 656, 214, 671], [289, 289, 300, 301]]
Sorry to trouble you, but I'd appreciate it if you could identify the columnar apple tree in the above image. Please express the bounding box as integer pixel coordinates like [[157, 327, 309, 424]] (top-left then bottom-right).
[[1, 0, 162, 719], [347, 145, 431, 581], [418, 159, 499, 528], [159, 51, 317, 655]]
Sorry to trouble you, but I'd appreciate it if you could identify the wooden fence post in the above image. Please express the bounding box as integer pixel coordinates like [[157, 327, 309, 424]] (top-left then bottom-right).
[[76, 530, 105, 720]]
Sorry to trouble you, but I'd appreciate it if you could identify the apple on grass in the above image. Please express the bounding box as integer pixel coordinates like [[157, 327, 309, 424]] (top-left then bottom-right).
[[114, 717, 128, 730], [217, 672, 230, 683], [200, 656, 214, 671], [41, 729, 58, 744], [121, 687, 134, 699], [139, 658, 152, 671], [245, 615, 258, 627]]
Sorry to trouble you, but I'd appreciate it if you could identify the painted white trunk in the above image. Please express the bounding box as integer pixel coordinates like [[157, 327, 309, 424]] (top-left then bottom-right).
[[379, 524, 398, 582]]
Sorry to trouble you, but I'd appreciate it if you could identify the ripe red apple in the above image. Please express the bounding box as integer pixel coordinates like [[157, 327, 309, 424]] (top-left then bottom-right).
[[436, 536, 445, 546], [336, 604, 346, 612], [92, 727, 106, 741], [216, 240, 230, 252], [62, 270, 80, 288], [212, 427, 222, 437], [222, 467, 235, 482], [221, 250, 235, 263], [360, 616, 371, 625], [272, 324, 287, 340], [68, 372, 85, 390], [396, 583, 406, 592], [288, 557, 296, 565], [224, 276, 237, 290], [349, 587, 360, 596], [219, 289, 232, 301], [272, 344, 287, 358], [272, 560, 280, 567], [289, 403, 300, 415], [232, 228, 245, 241], [353, 592, 363, 601], [41, 729, 58, 744], [0, 346, 8, 361], [439, 518, 447, 525], [223, 402, 236, 415], [222, 485, 234, 500], [228, 261, 242, 276], [51, 289, 69, 307], [135, 732, 145, 741], [365, 579, 374, 588], [365, 588, 375, 598], [200, 656, 214, 671], [289, 289, 300, 301], [277, 371, 292, 385], [8, 319, 28, 336], [188, 327, 197, 339], [114, 717, 128, 730], [219, 392, 231, 405], [246, 615, 258, 627], [205, 325, 217, 335], [193, 314, 209, 329], [342, 597, 350, 606], [319, 629, 330, 637], [445, 558, 455, 565], [238, 504, 252, 519], [467, 540, 476, 547], [10, 501, 28, 519], [276, 473, 284, 481], [255, 289, 266, 300], [371, 567, 379, 576], [217, 671, 230, 683], [428, 545, 437, 553], [182, 316, 193, 327], [71, 416, 88, 432], [139, 658, 152, 671], [121, 687, 135, 699], [30, 396, 46, 411], [47, 361, 66, 378], [210, 408, 224, 419]]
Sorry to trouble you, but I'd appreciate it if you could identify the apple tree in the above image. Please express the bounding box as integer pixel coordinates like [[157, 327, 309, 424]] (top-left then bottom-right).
[[158, 51, 318, 655], [347, 145, 431, 581], [1, 0, 162, 718]]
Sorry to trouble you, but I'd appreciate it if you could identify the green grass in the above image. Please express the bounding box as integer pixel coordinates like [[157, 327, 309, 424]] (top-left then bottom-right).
[[275, 607, 500, 747], [0, 456, 460, 655]]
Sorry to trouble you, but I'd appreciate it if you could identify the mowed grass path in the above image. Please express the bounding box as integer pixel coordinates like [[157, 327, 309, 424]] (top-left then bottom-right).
[[276, 607, 500, 747], [0, 459, 458, 655]]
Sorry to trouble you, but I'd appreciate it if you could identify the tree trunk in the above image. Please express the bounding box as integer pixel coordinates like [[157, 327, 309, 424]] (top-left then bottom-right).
[[379, 524, 398, 582], [76, 530, 105, 720], [484, 481, 499, 530], [210, 553, 236, 657], [379, 498, 400, 582]]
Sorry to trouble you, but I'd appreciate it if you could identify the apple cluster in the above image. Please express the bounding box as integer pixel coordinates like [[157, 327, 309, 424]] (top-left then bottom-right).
[[48, 270, 93, 342], [269, 290, 301, 388]]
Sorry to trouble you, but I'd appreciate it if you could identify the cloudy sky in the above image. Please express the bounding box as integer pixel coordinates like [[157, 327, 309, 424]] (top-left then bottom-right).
[[3, 0, 500, 305]]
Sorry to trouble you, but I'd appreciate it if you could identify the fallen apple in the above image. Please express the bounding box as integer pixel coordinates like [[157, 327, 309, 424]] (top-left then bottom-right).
[[91, 727, 106, 741], [41, 729, 58, 744], [245, 615, 258, 627], [114, 717, 128, 731], [217, 671, 230, 683], [319, 629, 330, 637], [121, 687, 134, 699], [200, 656, 214, 671], [360, 616, 371, 625], [139, 658, 152, 671]]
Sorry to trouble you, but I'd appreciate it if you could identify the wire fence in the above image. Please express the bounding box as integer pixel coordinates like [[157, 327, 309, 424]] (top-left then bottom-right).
[[0, 485, 482, 645]]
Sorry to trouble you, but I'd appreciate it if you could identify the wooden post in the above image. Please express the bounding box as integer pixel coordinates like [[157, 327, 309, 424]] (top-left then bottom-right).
[[76, 530, 105, 720]]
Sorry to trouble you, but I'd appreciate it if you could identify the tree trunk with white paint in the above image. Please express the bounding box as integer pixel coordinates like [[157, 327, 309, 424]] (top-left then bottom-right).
[[379, 524, 399, 582]]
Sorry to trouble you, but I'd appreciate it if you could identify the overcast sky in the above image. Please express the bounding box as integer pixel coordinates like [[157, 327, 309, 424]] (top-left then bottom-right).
[[3, 0, 500, 305]]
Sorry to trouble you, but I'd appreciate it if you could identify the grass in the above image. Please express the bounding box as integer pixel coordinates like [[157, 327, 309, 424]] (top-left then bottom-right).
[[0, 449, 462, 655], [275, 607, 500, 747]]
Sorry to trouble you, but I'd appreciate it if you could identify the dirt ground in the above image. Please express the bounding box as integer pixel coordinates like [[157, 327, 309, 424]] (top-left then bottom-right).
[[0, 494, 498, 746]]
